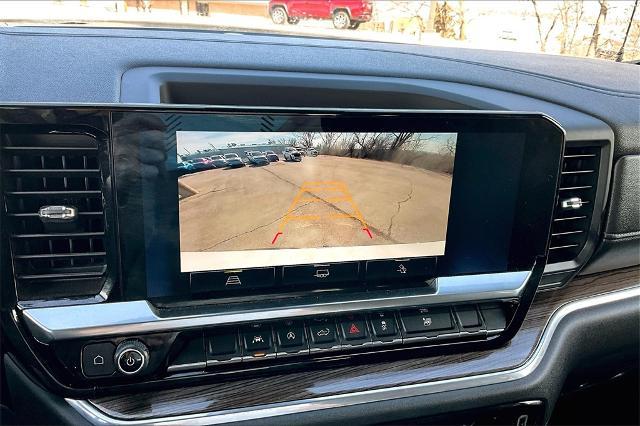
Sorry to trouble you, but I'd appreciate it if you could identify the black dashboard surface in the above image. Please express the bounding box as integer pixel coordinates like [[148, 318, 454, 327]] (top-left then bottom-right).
[[0, 26, 637, 155]]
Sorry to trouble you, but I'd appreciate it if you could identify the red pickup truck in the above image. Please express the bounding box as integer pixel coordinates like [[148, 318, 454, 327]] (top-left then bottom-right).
[[269, 0, 373, 30]]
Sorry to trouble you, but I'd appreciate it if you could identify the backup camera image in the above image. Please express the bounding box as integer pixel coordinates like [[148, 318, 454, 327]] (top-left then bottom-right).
[[177, 131, 457, 272]]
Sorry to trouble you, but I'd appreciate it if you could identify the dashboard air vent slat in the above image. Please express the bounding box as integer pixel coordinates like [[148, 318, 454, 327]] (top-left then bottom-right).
[[547, 144, 600, 264], [1, 128, 108, 301]]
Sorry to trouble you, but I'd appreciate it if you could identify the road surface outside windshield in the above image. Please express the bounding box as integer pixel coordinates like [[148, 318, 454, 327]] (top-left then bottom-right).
[[178, 131, 456, 272]]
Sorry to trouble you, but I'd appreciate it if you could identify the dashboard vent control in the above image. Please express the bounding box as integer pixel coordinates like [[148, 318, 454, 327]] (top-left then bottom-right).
[[38, 205, 79, 223], [547, 144, 600, 264], [1, 127, 108, 302], [560, 197, 585, 210]]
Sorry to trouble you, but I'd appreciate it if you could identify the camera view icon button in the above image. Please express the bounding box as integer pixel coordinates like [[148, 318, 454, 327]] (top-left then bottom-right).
[[191, 267, 276, 294], [282, 262, 359, 286]]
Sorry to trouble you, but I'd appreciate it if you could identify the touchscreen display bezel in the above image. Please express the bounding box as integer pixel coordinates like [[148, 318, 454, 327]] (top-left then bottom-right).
[[106, 107, 564, 301]]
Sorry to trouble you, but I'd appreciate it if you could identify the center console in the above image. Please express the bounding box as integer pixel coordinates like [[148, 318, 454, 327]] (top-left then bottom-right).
[[0, 106, 564, 396]]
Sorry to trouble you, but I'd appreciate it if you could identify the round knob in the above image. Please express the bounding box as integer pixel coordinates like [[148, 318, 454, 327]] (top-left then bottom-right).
[[114, 340, 149, 375]]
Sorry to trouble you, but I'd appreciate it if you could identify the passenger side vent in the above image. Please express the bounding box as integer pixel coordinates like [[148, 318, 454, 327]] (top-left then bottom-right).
[[1, 127, 109, 302], [547, 143, 601, 264]]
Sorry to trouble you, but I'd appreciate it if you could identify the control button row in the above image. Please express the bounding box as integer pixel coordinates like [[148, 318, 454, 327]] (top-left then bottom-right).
[[167, 304, 506, 373], [190, 257, 437, 294]]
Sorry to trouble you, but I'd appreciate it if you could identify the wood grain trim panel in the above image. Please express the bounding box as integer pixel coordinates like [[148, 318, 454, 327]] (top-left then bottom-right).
[[90, 267, 639, 420]]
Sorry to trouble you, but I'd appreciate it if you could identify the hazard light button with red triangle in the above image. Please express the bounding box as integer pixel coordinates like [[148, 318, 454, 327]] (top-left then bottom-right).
[[339, 316, 368, 341]]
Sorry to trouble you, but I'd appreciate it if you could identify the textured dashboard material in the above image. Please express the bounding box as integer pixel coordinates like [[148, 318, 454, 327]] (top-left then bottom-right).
[[89, 267, 639, 420], [584, 155, 640, 274], [605, 155, 640, 240]]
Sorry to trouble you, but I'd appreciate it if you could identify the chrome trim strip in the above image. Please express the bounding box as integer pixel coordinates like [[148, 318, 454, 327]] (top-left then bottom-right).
[[22, 271, 529, 343], [166, 362, 206, 373], [66, 285, 640, 425]]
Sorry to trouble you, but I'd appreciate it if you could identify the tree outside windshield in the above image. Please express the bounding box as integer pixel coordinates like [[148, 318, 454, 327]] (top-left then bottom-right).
[[1, 1, 638, 61]]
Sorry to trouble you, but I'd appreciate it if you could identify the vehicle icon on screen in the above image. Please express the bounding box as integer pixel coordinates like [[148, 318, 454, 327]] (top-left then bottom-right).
[[313, 269, 330, 279]]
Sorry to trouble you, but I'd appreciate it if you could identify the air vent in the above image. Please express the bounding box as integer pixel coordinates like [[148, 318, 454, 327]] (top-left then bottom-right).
[[547, 143, 601, 264], [1, 127, 109, 302]]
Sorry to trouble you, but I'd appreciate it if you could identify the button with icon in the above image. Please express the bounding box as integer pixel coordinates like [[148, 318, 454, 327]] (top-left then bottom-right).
[[275, 320, 307, 353], [400, 307, 455, 336], [308, 318, 339, 348], [191, 267, 276, 294], [282, 262, 359, 286], [117, 349, 144, 374], [114, 340, 149, 375], [369, 312, 401, 341], [81, 342, 116, 377], [241, 324, 274, 358], [365, 258, 436, 283], [338, 315, 370, 344]]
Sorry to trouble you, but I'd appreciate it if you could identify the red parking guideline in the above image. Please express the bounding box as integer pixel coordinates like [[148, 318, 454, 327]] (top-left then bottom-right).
[[271, 232, 283, 245]]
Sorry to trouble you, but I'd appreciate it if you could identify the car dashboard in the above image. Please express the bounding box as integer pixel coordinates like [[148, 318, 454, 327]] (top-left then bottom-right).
[[0, 26, 638, 426]]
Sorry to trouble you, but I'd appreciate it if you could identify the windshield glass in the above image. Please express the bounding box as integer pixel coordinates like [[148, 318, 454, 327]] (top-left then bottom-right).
[[5, 1, 636, 62], [224, 154, 238, 159]]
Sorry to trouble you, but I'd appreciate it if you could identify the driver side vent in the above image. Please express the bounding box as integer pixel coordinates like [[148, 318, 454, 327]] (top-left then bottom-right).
[[547, 143, 601, 264], [1, 127, 110, 303]]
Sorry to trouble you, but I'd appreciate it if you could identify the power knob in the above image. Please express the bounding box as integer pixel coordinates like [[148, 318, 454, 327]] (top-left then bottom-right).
[[114, 340, 149, 375]]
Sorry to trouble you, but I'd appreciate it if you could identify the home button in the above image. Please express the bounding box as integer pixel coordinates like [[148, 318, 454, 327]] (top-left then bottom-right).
[[81, 342, 116, 378]]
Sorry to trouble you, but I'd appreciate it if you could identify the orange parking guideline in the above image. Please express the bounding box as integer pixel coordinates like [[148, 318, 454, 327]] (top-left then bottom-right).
[[271, 180, 373, 244]]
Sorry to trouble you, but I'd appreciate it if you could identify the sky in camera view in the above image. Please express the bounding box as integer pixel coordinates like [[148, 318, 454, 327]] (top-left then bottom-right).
[[1, 1, 638, 61]]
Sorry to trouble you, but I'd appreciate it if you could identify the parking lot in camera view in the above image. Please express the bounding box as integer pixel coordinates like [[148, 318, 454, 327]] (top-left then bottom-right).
[[178, 154, 453, 253]]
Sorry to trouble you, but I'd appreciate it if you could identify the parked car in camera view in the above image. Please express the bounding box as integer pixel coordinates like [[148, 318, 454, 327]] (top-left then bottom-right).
[[283, 146, 303, 162], [177, 161, 195, 176], [190, 157, 214, 171], [268, 0, 373, 30], [306, 148, 319, 156], [246, 151, 270, 166], [263, 150, 280, 162], [223, 153, 245, 168], [208, 155, 228, 168]]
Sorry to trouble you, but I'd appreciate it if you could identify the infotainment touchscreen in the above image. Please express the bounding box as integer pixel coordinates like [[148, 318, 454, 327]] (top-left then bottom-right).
[[177, 131, 457, 272], [98, 107, 563, 299]]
